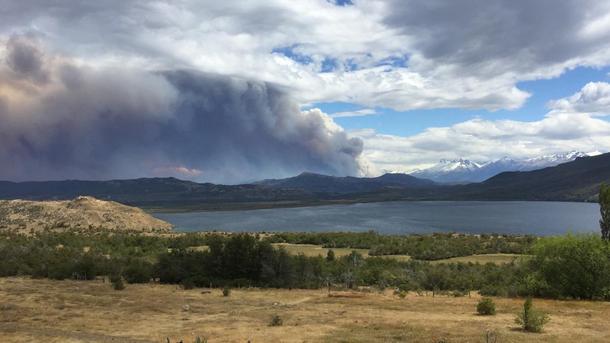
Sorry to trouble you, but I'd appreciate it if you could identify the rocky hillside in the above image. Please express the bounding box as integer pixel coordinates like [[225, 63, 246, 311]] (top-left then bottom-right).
[[0, 196, 172, 233]]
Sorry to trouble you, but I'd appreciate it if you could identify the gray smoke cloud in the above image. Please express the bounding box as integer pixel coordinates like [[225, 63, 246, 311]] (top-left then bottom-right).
[[0, 36, 364, 183]]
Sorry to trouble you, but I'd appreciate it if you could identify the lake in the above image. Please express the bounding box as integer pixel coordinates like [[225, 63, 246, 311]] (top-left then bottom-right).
[[153, 201, 601, 236]]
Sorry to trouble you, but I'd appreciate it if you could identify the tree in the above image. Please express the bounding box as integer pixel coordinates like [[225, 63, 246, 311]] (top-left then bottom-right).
[[600, 184, 610, 241], [123, 259, 153, 283], [515, 298, 549, 333], [326, 249, 335, 262], [528, 235, 610, 299]]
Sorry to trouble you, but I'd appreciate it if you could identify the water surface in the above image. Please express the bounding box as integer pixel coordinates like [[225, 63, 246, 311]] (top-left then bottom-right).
[[153, 201, 600, 235]]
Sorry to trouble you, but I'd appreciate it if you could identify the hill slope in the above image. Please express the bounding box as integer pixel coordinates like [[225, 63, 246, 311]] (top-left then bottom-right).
[[0, 177, 313, 208], [257, 172, 435, 193], [456, 153, 610, 201], [0, 196, 172, 233]]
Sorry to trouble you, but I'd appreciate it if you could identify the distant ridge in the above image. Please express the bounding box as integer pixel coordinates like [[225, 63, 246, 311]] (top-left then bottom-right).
[[0, 153, 609, 209], [457, 152, 610, 201], [257, 172, 435, 193], [0, 177, 312, 208], [410, 151, 596, 184]]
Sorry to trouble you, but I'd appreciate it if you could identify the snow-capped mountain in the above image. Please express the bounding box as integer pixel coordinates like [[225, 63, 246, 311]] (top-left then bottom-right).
[[410, 151, 597, 184], [431, 158, 482, 173]]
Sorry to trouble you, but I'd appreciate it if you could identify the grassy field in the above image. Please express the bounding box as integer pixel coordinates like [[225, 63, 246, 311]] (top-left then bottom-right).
[[1, 277, 609, 342], [430, 253, 524, 265], [180, 243, 519, 265], [271, 243, 520, 264], [271, 243, 371, 258]]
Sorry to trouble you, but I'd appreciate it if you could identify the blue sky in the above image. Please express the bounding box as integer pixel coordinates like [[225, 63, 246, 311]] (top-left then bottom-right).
[[316, 66, 610, 137]]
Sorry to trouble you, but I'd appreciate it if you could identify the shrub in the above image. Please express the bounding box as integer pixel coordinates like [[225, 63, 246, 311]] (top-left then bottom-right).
[[112, 277, 125, 291], [326, 249, 335, 261], [222, 286, 231, 297], [515, 298, 549, 333], [110, 274, 125, 291], [73, 254, 99, 280], [269, 314, 283, 326], [476, 297, 496, 315], [123, 259, 153, 284], [181, 278, 196, 290], [479, 285, 508, 297], [529, 234, 610, 299]]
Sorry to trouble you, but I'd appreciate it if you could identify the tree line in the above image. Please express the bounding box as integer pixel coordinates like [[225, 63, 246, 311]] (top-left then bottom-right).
[[266, 231, 536, 260], [1, 231, 609, 300]]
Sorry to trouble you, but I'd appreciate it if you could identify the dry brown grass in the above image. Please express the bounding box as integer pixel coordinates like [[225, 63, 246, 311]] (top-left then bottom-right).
[[0, 196, 172, 234], [430, 253, 524, 265], [270, 243, 519, 265], [271, 243, 371, 258], [1, 277, 609, 342]]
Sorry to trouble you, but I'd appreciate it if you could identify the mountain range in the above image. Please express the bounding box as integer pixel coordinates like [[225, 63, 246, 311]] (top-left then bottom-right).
[[0, 152, 608, 210], [257, 172, 434, 193], [409, 151, 597, 184]]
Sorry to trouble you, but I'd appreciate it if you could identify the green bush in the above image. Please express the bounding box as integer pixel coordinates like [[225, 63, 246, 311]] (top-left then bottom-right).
[[476, 297, 496, 315], [110, 274, 125, 291], [123, 259, 153, 284], [269, 314, 283, 326], [326, 249, 335, 261], [222, 286, 231, 297], [182, 278, 196, 290], [529, 234, 610, 299], [515, 298, 549, 333]]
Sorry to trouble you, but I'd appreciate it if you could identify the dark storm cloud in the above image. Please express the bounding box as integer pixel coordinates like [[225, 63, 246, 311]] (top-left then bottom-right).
[[0, 37, 363, 182], [384, 0, 610, 75]]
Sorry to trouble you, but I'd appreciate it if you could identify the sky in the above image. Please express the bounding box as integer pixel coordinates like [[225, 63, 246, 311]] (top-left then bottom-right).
[[1, 0, 610, 183]]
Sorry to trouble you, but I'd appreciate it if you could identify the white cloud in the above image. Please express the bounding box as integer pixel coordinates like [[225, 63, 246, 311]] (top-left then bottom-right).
[[548, 82, 610, 115], [330, 108, 377, 118], [3, 1, 610, 111], [353, 83, 610, 175]]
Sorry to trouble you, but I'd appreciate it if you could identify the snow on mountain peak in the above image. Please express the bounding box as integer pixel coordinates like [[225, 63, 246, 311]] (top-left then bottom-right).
[[410, 151, 596, 184], [434, 158, 481, 172]]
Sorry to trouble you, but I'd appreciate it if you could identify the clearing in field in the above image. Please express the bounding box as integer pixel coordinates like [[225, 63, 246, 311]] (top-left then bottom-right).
[[271, 243, 371, 258], [430, 253, 524, 265], [271, 243, 518, 264]]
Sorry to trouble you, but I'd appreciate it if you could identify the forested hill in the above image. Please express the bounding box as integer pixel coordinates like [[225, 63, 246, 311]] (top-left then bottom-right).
[[257, 172, 435, 193], [0, 153, 608, 209], [455, 152, 610, 201], [0, 178, 314, 209]]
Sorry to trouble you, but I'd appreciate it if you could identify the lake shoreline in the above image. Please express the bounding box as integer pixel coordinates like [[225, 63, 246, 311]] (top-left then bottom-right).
[[145, 198, 596, 214], [153, 200, 600, 236]]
